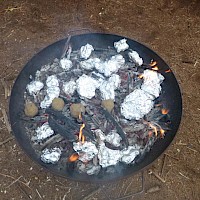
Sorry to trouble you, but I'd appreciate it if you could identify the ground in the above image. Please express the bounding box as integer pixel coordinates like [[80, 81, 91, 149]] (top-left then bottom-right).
[[0, 0, 200, 199]]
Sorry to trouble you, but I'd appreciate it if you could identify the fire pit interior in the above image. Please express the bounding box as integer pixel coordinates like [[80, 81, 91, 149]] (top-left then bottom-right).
[[9, 33, 182, 182]]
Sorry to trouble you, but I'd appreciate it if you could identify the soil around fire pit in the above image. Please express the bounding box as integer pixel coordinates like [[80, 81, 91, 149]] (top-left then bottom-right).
[[0, 0, 200, 199]]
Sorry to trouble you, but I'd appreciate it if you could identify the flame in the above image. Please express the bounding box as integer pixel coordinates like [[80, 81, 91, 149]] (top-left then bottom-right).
[[149, 123, 158, 137], [79, 123, 85, 141], [165, 69, 171, 73], [150, 61, 157, 67], [152, 66, 159, 71], [161, 108, 169, 115], [68, 153, 79, 162], [138, 74, 144, 79], [160, 129, 165, 138]]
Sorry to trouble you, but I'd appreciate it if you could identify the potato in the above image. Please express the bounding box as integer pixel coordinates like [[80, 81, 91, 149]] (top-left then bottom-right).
[[24, 102, 38, 117], [101, 99, 114, 112], [51, 98, 65, 111], [70, 103, 85, 118]]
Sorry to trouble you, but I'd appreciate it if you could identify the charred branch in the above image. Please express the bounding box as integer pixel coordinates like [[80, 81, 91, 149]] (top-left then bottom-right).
[[48, 116, 77, 141], [102, 108, 128, 148]]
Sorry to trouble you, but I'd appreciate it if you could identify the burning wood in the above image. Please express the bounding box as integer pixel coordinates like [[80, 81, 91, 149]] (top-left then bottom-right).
[[22, 38, 171, 176]]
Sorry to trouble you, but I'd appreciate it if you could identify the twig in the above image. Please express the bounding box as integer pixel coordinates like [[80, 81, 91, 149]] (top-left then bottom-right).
[[148, 169, 166, 183], [160, 154, 167, 176], [1, 108, 12, 133], [0, 136, 14, 146], [164, 153, 179, 161], [6, 175, 23, 188], [82, 187, 101, 200], [1, 78, 11, 99], [178, 172, 190, 180], [186, 146, 198, 153], [36, 189, 43, 199], [16, 183, 32, 199], [0, 173, 31, 189], [60, 36, 72, 59]]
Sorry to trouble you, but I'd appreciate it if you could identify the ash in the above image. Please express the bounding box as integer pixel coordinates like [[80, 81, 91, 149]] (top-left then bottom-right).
[[23, 38, 170, 176]]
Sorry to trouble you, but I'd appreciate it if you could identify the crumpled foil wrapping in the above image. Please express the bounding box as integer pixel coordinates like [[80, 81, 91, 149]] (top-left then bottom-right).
[[128, 50, 143, 66], [98, 143, 122, 168], [141, 69, 165, 98], [105, 130, 122, 147], [60, 58, 73, 71], [95, 54, 125, 77], [80, 44, 94, 59], [121, 89, 154, 120], [121, 145, 141, 164], [41, 147, 61, 164], [76, 74, 100, 99], [73, 141, 98, 162], [114, 38, 129, 53], [63, 80, 77, 95], [94, 129, 106, 142], [46, 75, 59, 87], [40, 75, 60, 108], [80, 58, 101, 70], [33, 123, 54, 142], [26, 81, 44, 95], [99, 74, 121, 100]]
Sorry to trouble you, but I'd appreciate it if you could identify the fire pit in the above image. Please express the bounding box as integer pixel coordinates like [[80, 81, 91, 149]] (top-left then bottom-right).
[[9, 33, 182, 182]]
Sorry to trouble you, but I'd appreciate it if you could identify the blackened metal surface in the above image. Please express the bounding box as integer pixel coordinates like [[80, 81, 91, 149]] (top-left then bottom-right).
[[9, 33, 182, 182]]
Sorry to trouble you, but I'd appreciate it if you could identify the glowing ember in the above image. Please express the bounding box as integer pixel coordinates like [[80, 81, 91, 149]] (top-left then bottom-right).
[[165, 69, 171, 73], [150, 60, 157, 67], [138, 74, 144, 79], [152, 66, 159, 71], [160, 129, 165, 138], [161, 108, 169, 115], [68, 153, 79, 162]]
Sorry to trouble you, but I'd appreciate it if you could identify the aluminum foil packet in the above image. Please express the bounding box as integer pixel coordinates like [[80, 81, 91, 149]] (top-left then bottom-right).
[[60, 58, 73, 71], [80, 44, 94, 59], [128, 50, 143, 66], [73, 141, 98, 162], [141, 69, 165, 98], [41, 147, 61, 164], [62, 80, 77, 95], [121, 145, 141, 164], [121, 89, 154, 120], [33, 122, 54, 142], [98, 143, 122, 168], [26, 80, 44, 95], [105, 130, 122, 147], [79, 58, 101, 70], [114, 38, 129, 53], [76, 74, 100, 99], [95, 54, 125, 77], [99, 74, 121, 100]]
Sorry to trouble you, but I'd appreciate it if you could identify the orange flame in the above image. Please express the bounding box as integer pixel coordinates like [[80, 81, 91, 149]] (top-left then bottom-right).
[[152, 66, 159, 71], [160, 129, 165, 138], [161, 108, 169, 115], [165, 69, 171, 73], [150, 61, 157, 67], [138, 74, 144, 79], [149, 123, 158, 137], [68, 153, 79, 162], [79, 123, 85, 141]]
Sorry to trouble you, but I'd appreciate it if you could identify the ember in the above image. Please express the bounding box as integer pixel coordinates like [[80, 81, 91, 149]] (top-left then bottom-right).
[[22, 38, 171, 176]]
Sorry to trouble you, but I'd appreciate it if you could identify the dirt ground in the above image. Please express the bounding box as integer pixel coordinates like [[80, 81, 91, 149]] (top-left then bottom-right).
[[0, 0, 200, 199]]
